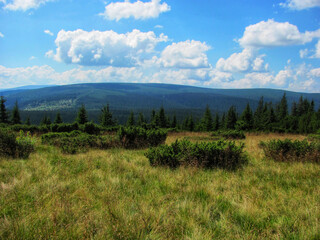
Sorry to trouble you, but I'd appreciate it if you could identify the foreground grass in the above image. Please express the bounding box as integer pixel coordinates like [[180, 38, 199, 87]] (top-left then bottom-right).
[[0, 133, 319, 239]]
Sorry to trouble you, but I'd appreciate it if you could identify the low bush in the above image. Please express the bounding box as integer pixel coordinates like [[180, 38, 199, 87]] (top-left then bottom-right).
[[259, 139, 320, 163], [0, 129, 35, 159], [81, 122, 101, 135], [212, 130, 246, 139], [145, 139, 248, 170], [118, 127, 167, 149], [41, 131, 120, 154]]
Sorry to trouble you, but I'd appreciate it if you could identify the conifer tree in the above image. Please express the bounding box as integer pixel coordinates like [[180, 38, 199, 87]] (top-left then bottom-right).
[[158, 106, 167, 128], [76, 104, 88, 124], [54, 112, 63, 124], [137, 112, 145, 126], [100, 104, 114, 127], [11, 101, 21, 124], [0, 96, 9, 124], [279, 93, 288, 119], [226, 106, 237, 129], [201, 105, 213, 131], [240, 103, 253, 130], [171, 114, 177, 128], [127, 111, 135, 126], [41, 114, 51, 125], [213, 113, 220, 131]]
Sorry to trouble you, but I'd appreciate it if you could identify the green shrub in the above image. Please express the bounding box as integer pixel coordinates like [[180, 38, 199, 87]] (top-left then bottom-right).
[[41, 131, 120, 154], [15, 130, 35, 158], [118, 127, 167, 149], [0, 129, 35, 159], [212, 130, 246, 139], [82, 122, 101, 135], [260, 139, 320, 163], [145, 139, 248, 170]]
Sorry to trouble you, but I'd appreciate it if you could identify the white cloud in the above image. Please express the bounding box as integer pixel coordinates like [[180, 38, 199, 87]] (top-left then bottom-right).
[[3, 0, 54, 11], [44, 29, 53, 36], [100, 0, 170, 21], [154, 25, 163, 29], [312, 40, 320, 58], [0, 32, 4, 38], [29, 56, 36, 60], [280, 0, 320, 10], [239, 19, 320, 48], [0, 65, 143, 88], [48, 29, 168, 67], [299, 48, 309, 58], [216, 48, 268, 73], [158, 40, 211, 68]]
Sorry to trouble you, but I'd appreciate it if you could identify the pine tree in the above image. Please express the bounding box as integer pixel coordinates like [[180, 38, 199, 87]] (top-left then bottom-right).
[[127, 111, 135, 126], [11, 101, 21, 124], [137, 112, 145, 126], [158, 106, 167, 128], [240, 103, 253, 130], [202, 105, 213, 131], [76, 104, 88, 124], [100, 104, 114, 127], [254, 96, 264, 129], [41, 114, 51, 125], [54, 112, 63, 124], [187, 115, 195, 131], [0, 96, 9, 124], [171, 114, 177, 128], [226, 106, 237, 129], [213, 113, 220, 131]]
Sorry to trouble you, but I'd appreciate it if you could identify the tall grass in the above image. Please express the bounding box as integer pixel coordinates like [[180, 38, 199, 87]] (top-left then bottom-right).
[[0, 132, 319, 239]]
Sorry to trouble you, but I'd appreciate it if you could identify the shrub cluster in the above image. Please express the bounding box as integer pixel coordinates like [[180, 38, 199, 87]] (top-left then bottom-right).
[[41, 131, 119, 154], [260, 139, 320, 163], [212, 130, 246, 139], [145, 139, 248, 170], [0, 128, 35, 159], [117, 127, 167, 149]]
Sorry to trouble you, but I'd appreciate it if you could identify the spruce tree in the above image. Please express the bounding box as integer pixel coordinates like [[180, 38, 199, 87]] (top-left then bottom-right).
[[76, 104, 88, 124], [226, 106, 237, 129], [0, 96, 9, 124], [240, 103, 253, 130], [54, 112, 63, 124], [100, 104, 114, 127], [213, 113, 220, 131], [41, 114, 51, 125], [127, 111, 135, 126], [171, 114, 177, 128], [254, 96, 264, 129], [202, 105, 213, 131], [137, 112, 145, 126], [11, 101, 21, 125], [158, 106, 167, 128], [279, 93, 288, 119]]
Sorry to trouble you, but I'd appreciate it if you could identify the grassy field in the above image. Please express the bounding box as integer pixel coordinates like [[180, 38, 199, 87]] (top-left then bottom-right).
[[0, 132, 319, 239]]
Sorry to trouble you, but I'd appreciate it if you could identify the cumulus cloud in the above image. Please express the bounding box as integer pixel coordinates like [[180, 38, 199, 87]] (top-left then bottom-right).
[[312, 40, 320, 58], [100, 0, 170, 21], [157, 40, 211, 68], [48, 29, 168, 67], [3, 0, 54, 11], [0, 32, 4, 38], [44, 29, 53, 36], [216, 48, 268, 73], [239, 19, 320, 48], [280, 0, 320, 10]]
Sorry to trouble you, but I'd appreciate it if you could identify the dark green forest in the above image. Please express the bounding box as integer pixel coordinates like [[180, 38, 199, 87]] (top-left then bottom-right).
[[1, 93, 319, 134]]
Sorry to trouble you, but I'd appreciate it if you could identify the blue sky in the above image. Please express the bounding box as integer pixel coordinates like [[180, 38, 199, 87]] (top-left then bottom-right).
[[0, 0, 320, 92]]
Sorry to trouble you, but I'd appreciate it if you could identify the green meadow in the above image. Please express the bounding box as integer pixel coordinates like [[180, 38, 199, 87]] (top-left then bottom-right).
[[0, 132, 319, 239]]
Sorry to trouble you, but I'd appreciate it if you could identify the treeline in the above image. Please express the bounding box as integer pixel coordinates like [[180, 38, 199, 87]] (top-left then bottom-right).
[[1, 94, 319, 134]]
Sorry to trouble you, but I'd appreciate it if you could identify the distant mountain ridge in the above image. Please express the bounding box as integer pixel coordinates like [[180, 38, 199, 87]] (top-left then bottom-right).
[[1, 83, 320, 114]]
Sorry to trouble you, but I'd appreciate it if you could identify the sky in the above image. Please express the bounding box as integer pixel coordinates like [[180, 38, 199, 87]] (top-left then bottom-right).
[[0, 0, 320, 92]]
